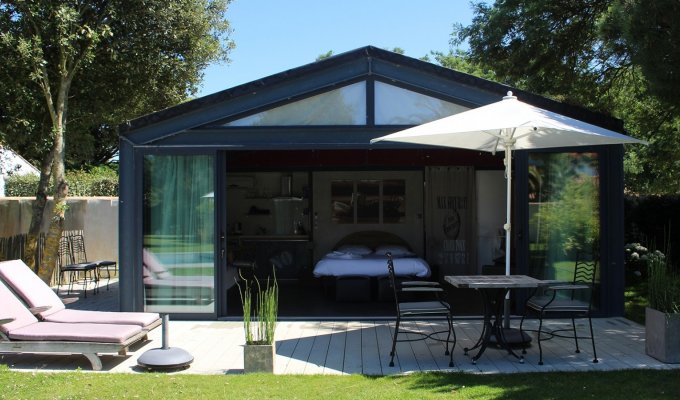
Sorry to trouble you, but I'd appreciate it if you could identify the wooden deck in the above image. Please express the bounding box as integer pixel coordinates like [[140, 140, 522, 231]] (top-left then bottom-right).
[[2, 279, 678, 374]]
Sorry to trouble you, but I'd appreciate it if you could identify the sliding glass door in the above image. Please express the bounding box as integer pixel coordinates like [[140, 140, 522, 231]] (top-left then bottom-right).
[[142, 154, 215, 314], [527, 152, 600, 310]]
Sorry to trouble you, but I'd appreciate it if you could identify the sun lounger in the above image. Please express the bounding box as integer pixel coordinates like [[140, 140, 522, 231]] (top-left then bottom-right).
[[142, 249, 214, 305], [0, 280, 147, 370], [0, 260, 161, 330]]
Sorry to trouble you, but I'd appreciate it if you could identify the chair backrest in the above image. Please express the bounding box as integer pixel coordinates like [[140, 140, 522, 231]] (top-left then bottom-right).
[[58, 236, 73, 268], [386, 253, 401, 311], [573, 255, 597, 285], [69, 234, 89, 264], [571, 252, 598, 302]]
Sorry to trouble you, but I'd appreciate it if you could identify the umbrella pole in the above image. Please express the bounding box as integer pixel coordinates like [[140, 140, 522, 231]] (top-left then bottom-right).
[[504, 145, 512, 329]]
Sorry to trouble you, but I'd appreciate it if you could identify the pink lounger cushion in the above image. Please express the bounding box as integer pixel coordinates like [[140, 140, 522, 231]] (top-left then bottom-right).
[[8, 322, 142, 344], [43, 309, 159, 327], [0, 260, 66, 316], [0, 280, 39, 333], [0, 260, 160, 328]]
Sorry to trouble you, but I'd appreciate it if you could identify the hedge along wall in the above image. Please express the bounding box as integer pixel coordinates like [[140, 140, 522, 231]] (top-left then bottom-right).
[[4, 168, 118, 197], [624, 195, 680, 264], [0, 197, 119, 264]]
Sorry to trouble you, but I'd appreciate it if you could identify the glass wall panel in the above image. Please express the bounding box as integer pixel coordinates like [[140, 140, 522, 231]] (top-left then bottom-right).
[[383, 179, 406, 223], [225, 82, 366, 126], [143, 154, 215, 314], [356, 180, 380, 224], [331, 180, 354, 223], [528, 152, 600, 309], [374, 81, 469, 125]]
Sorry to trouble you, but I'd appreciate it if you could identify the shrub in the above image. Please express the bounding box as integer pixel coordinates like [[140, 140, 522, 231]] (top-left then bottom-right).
[[4, 166, 118, 197]]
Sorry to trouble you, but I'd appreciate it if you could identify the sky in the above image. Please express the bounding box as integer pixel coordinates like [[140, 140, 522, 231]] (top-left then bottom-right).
[[197, 0, 475, 97]]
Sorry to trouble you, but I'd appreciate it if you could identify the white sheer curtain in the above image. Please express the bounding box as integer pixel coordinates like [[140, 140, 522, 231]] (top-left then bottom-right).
[[143, 155, 215, 314]]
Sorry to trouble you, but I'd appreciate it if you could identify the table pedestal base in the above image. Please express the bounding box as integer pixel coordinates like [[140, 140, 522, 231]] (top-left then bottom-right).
[[489, 328, 532, 346]]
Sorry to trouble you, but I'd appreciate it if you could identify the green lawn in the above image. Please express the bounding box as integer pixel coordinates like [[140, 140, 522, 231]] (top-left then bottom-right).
[[1, 367, 679, 399]]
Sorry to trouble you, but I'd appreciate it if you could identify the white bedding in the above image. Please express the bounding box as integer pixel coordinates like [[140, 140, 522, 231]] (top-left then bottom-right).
[[313, 254, 431, 278]]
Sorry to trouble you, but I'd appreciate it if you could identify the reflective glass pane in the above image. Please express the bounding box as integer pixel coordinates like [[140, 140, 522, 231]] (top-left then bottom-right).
[[225, 82, 366, 126], [143, 154, 215, 314], [383, 179, 406, 223], [374, 81, 469, 125], [528, 152, 600, 309], [331, 180, 354, 223], [356, 180, 380, 224]]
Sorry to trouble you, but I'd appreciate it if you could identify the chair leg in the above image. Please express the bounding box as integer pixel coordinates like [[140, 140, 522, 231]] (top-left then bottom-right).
[[519, 313, 528, 355], [571, 317, 580, 354], [446, 314, 455, 367], [537, 314, 545, 365], [587, 315, 598, 363], [389, 317, 400, 367]]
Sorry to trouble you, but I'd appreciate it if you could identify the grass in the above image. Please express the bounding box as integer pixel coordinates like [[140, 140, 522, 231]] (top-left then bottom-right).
[[1, 367, 679, 399], [625, 281, 648, 324]]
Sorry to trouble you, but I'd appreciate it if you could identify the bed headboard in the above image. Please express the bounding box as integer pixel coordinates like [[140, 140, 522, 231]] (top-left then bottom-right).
[[333, 231, 411, 251]]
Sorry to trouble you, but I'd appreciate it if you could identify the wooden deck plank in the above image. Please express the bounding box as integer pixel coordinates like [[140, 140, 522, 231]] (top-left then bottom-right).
[[323, 320, 348, 375], [360, 321, 383, 375], [342, 321, 364, 374]]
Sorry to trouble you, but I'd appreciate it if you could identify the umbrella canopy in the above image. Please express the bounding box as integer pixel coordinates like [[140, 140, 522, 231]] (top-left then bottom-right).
[[371, 92, 645, 327], [371, 92, 646, 153]]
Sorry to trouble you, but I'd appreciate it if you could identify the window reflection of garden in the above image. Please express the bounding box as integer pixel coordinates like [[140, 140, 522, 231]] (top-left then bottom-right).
[[528, 152, 600, 306], [142, 154, 215, 313]]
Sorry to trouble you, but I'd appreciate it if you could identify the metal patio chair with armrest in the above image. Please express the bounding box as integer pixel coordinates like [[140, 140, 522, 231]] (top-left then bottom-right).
[[387, 253, 456, 368], [519, 253, 599, 365], [58, 236, 98, 297], [69, 234, 117, 291]]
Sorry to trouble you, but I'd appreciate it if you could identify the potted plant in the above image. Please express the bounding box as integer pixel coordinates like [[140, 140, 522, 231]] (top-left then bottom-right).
[[238, 272, 278, 373], [644, 249, 680, 363]]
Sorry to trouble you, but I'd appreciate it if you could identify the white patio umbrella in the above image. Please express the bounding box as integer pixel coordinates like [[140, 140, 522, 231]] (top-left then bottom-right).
[[371, 91, 646, 328]]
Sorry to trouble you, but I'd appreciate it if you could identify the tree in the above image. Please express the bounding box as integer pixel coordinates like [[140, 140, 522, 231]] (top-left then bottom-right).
[[601, 0, 680, 107], [452, 0, 680, 194], [0, 0, 234, 282]]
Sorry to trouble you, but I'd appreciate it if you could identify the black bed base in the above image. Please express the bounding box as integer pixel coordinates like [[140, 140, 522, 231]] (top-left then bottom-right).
[[320, 275, 419, 302]]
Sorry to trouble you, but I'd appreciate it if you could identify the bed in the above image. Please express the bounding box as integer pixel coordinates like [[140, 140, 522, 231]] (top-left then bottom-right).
[[313, 231, 432, 301]]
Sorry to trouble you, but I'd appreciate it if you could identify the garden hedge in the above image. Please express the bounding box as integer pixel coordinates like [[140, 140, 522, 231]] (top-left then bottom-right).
[[4, 167, 118, 197]]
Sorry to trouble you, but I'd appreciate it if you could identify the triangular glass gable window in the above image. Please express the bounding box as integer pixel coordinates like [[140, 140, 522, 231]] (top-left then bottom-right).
[[374, 81, 469, 125], [224, 82, 366, 126]]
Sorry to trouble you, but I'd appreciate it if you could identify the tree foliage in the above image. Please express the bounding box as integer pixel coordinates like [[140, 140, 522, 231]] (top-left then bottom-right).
[[0, 0, 234, 279], [452, 0, 680, 194], [0, 0, 235, 168]]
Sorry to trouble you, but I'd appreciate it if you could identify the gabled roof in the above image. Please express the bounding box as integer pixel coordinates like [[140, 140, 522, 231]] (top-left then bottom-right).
[[120, 45, 623, 143]]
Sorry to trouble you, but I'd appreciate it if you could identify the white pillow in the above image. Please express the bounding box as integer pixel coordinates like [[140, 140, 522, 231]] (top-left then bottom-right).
[[336, 244, 373, 255], [374, 244, 413, 257]]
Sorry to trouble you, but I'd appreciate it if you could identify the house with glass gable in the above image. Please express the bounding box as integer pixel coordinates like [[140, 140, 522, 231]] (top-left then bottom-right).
[[118, 46, 626, 319]]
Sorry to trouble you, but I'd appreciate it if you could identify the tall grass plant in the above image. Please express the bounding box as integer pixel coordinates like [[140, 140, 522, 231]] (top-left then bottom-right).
[[237, 272, 278, 345]]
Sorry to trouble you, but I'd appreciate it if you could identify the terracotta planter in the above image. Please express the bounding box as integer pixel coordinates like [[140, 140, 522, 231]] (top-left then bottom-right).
[[243, 343, 275, 373], [645, 307, 680, 363]]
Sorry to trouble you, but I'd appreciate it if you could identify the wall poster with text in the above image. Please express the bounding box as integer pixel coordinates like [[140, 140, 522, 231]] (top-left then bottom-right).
[[426, 166, 477, 277]]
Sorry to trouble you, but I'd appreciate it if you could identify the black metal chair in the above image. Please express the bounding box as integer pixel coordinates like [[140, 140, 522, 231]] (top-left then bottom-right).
[[69, 234, 117, 290], [57, 236, 98, 297], [519, 253, 599, 365], [387, 253, 455, 367]]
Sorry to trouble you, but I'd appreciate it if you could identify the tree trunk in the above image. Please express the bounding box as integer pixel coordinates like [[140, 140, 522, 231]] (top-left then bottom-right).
[[37, 178, 67, 284], [23, 151, 54, 273], [36, 109, 68, 284]]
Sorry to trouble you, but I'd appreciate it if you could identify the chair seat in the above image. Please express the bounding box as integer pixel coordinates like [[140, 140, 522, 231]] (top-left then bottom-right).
[[399, 300, 450, 315], [61, 262, 97, 271], [527, 296, 590, 312]]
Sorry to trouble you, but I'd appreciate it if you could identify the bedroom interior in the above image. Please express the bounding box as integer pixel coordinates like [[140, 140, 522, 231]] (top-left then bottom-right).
[[223, 148, 506, 318]]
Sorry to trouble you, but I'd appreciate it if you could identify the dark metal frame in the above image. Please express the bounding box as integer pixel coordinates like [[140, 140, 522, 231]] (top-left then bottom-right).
[[386, 253, 455, 368], [519, 252, 599, 365]]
